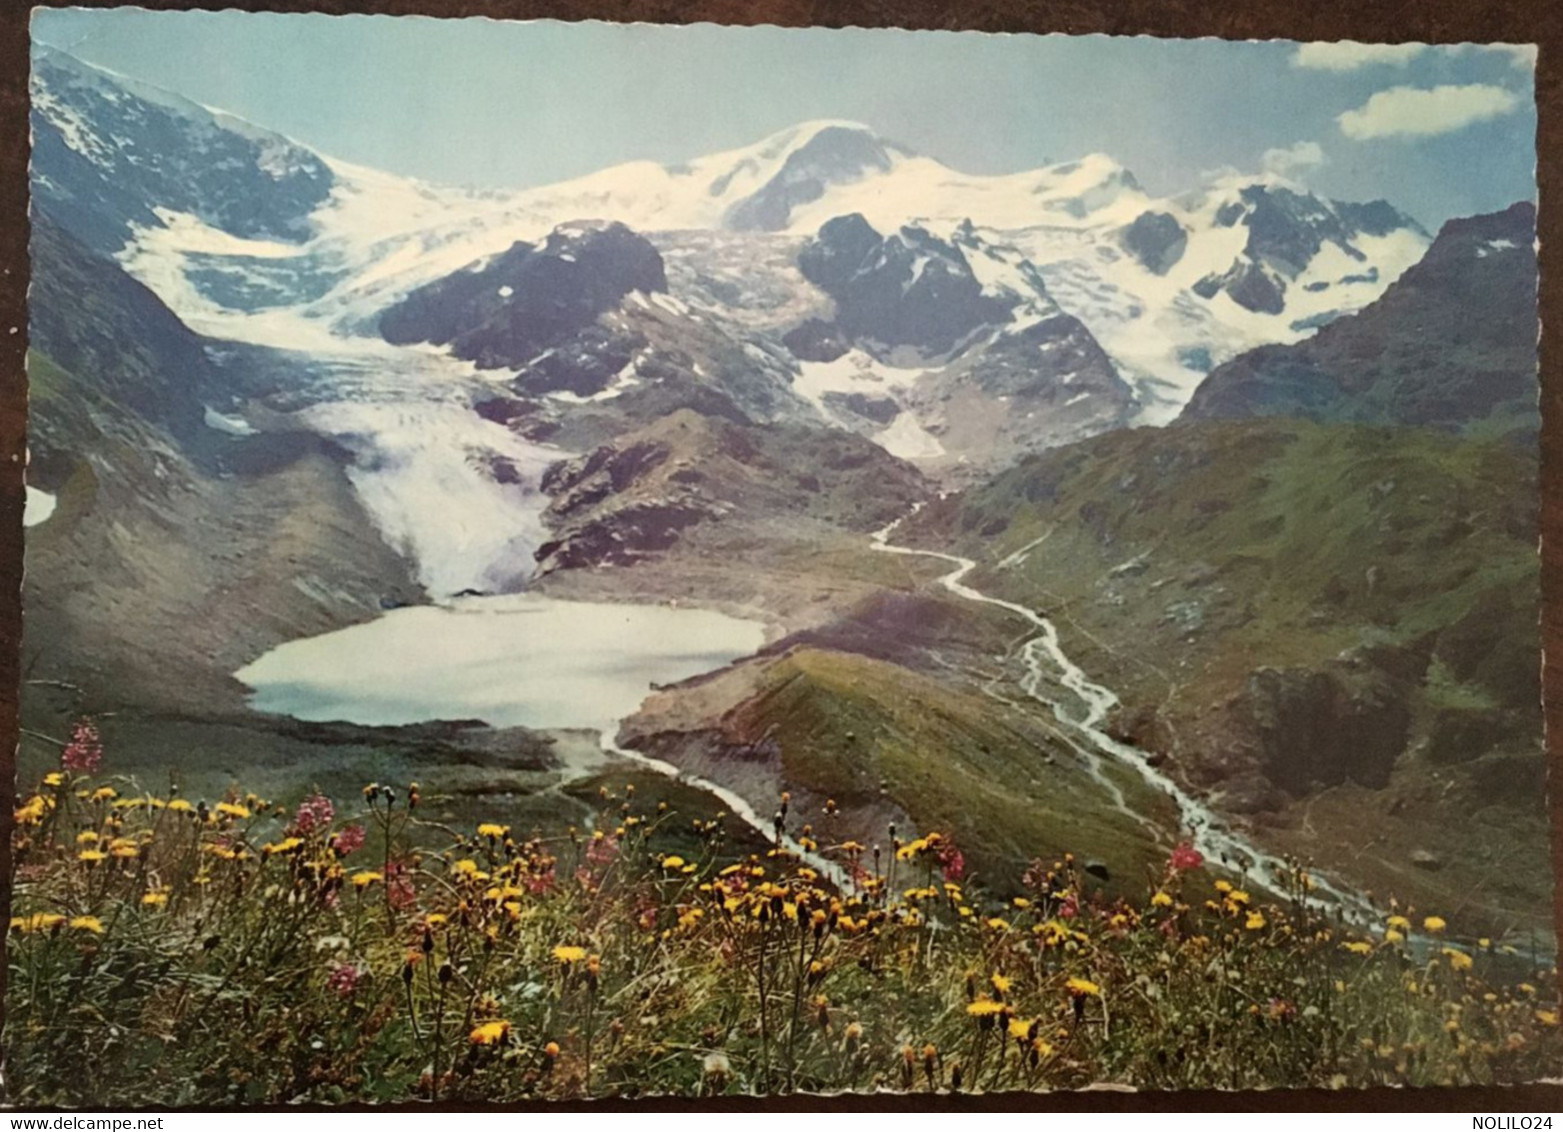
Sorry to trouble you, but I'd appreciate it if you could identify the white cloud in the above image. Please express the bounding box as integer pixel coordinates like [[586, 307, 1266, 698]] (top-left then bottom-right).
[[1261, 140, 1326, 178], [1487, 43, 1538, 70], [1293, 42, 1426, 70], [1337, 83, 1522, 139]]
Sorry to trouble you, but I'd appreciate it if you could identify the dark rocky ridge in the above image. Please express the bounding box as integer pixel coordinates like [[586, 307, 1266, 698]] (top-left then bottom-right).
[[795, 214, 1012, 358], [379, 221, 668, 375], [1183, 202, 1538, 432], [30, 50, 332, 254], [1121, 210, 1187, 275], [1192, 184, 1426, 315]]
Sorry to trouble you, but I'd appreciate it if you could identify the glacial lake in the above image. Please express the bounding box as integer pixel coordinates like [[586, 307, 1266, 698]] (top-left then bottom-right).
[[235, 594, 768, 732]]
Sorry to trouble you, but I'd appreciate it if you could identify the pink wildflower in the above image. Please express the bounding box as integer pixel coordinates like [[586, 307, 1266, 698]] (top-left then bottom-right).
[[327, 962, 362, 998], [938, 842, 966, 883], [331, 823, 366, 856], [291, 794, 335, 837], [386, 859, 417, 910], [1169, 842, 1204, 872], [585, 834, 619, 868], [60, 720, 102, 775]]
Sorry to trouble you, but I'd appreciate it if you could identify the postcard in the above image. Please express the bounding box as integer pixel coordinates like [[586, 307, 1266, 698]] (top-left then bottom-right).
[[10, 9, 1550, 1103]]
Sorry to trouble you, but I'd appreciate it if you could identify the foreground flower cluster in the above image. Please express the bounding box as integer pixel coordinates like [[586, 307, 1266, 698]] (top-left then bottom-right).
[[7, 749, 1561, 1104]]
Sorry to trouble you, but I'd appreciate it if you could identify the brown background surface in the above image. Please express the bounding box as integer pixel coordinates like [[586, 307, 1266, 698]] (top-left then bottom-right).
[[0, 0, 1559, 1112]]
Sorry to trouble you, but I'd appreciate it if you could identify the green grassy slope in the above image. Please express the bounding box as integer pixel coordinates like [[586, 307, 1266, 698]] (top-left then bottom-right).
[[903, 418, 1544, 934]]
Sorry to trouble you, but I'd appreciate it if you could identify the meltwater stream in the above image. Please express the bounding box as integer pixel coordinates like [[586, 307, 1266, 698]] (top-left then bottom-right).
[[870, 511, 1383, 925]]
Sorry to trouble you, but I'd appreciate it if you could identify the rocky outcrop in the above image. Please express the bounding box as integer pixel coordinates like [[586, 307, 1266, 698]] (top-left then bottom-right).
[[1121, 210, 1187, 275], [1187, 185, 1426, 317], [1193, 259, 1287, 315], [535, 409, 928, 574], [1184, 202, 1538, 432], [795, 214, 1011, 358], [1244, 662, 1411, 793], [379, 220, 667, 374], [781, 317, 850, 362]]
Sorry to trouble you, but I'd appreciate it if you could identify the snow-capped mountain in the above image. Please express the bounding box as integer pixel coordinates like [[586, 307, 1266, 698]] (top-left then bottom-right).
[[30, 49, 334, 254], [31, 49, 1431, 430], [28, 44, 1439, 528]]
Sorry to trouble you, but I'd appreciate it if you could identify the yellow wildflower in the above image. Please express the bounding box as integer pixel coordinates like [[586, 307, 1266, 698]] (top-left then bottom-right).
[[42, 772, 64, 787], [1065, 977, 1101, 998], [78, 849, 107, 864], [12, 913, 66, 933], [90, 787, 117, 803], [166, 799, 194, 813], [552, 945, 587, 964], [1443, 949, 1474, 972], [1245, 912, 1266, 931], [1536, 1010, 1559, 1027], [214, 802, 251, 820], [470, 1020, 510, 1045], [1151, 890, 1173, 908], [966, 997, 1005, 1017], [1423, 916, 1447, 934], [660, 855, 686, 870], [263, 837, 303, 855], [69, 916, 105, 934], [13, 797, 47, 825], [477, 823, 509, 839], [1386, 915, 1410, 931], [350, 870, 383, 889], [1008, 1016, 1033, 1041], [141, 892, 168, 907], [1343, 941, 1373, 956], [991, 972, 1013, 995]]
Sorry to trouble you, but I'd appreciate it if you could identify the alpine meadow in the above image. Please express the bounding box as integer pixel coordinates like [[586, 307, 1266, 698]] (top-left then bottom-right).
[[9, 13, 1555, 1104]]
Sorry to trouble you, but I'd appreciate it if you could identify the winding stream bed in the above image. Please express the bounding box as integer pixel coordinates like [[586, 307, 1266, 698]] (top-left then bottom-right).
[[870, 509, 1382, 924]]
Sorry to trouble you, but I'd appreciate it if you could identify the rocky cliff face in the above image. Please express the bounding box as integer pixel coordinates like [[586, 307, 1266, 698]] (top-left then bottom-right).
[[1183, 202, 1537, 432], [796, 214, 1013, 359], [30, 49, 332, 255], [379, 221, 668, 375], [1120, 210, 1187, 275], [1188, 184, 1426, 317]]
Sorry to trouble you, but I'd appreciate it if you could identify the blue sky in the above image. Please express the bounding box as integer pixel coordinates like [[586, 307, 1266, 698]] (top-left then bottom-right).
[[32, 8, 1536, 229]]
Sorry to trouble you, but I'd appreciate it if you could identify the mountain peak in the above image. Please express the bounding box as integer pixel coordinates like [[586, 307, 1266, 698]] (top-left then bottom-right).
[[719, 122, 913, 233]]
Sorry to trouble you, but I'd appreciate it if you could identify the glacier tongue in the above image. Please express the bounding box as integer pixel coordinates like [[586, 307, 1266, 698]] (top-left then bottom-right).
[[305, 387, 562, 598]]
